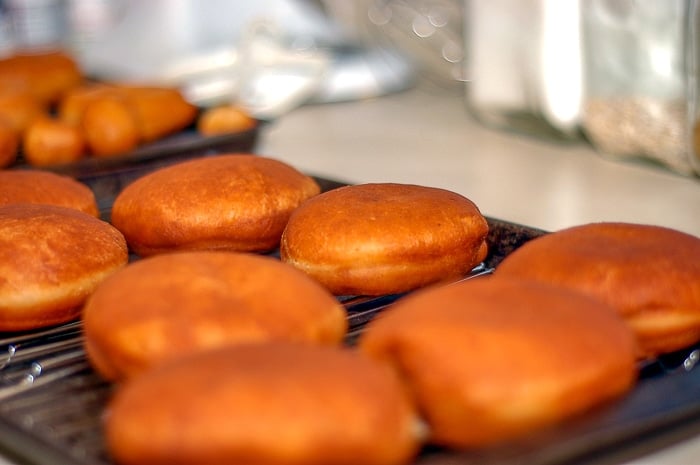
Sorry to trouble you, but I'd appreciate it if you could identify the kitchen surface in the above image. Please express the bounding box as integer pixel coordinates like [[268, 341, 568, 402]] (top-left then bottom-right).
[[1, 1, 700, 464], [262, 84, 700, 465]]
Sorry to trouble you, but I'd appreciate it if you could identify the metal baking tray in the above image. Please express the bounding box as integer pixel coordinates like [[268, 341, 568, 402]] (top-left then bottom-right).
[[1, 175, 700, 465]]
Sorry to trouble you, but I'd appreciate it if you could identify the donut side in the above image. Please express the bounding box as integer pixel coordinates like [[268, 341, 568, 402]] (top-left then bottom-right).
[[496, 222, 700, 358], [358, 276, 638, 448], [82, 251, 347, 381], [111, 154, 320, 256], [0, 203, 128, 330], [0, 170, 98, 217], [105, 343, 423, 465]]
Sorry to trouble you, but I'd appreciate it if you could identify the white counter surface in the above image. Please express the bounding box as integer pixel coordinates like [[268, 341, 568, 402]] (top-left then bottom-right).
[[261, 86, 700, 237], [259, 85, 700, 465]]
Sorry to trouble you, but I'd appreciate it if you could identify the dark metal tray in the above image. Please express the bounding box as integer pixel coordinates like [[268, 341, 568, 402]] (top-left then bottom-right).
[[0, 174, 699, 465]]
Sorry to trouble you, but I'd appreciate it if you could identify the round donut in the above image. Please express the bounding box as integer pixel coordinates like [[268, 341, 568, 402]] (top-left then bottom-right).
[[0, 203, 128, 331], [358, 276, 638, 448], [105, 342, 423, 465], [82, 251, 347, 381], [280, 183, 489, 296], [111, 154, 320, 256], [495, 222, 700, 358], [0, 170, 98, 216]]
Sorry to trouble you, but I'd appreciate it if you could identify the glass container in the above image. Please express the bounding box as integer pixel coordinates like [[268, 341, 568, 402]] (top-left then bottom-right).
[[580, 0, 699, 176], [463, 0, 584, 142]]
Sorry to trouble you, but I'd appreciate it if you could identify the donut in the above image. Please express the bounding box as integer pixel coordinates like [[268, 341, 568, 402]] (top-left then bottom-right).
[[0, 203, 128, 331], [105, 342, 422, 465], [82, 251, 347, 381], [358, 276, 638, 448], [280, 183, 489, 296], [0, 89, 45, 135], [81, 95, 140, 157], [110, 154, 320, 256], [0, 50, 82, 105], [0, 170, 98, 216], [119, 85, 198, 142], [495, 222, 700, 358], [197, 105, 257, 135], [22, 117, 86, 166]]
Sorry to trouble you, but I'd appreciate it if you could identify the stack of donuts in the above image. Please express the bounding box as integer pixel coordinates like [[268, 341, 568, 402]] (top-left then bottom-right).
[[1, 150, 699, 465]]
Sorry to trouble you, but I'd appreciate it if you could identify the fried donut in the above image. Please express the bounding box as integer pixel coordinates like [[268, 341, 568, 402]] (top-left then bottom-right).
[[22, 117, 86, 166], [358, 277, 638, 448], [0, 203, 128, 331], [496, 222, 700, 358], [0, 122, 18, 167], [105, 342, 423, 465], [120, 85, 197, 142], [110, 154, 320, 256], [0, 50, 82, 104], [81, 95, 140, 157], [0, 170, 98, 216], [82, 251, 347, 381], [280, 183, 489, 296]]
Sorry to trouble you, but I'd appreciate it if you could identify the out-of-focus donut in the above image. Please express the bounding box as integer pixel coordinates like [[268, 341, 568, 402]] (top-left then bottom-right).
[[359, 276, 638, 448], [496, 222, 700, 358], [105, 342, 423, 465], [82, 251, 347, 381], [0, 203, 128, 331]]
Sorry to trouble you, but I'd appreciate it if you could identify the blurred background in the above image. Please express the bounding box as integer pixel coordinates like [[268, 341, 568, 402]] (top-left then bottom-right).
[[0, 0, 699, 176], [0, 0, 464, 116]]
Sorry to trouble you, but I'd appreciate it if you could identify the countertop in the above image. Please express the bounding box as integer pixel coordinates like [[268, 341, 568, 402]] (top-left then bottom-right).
[[259, 84, 700, 465], [260, 85, 700, 238]]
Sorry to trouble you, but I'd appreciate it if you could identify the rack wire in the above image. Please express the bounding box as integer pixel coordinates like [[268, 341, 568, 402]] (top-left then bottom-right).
[[2, 218, 697, 465]]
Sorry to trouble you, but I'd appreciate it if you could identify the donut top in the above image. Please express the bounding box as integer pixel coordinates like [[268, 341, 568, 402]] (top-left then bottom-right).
[[0, 170, 98, 217], [281, 183, 489, 265], [82, 251, 347, 380], [110, 154, 320, 255]]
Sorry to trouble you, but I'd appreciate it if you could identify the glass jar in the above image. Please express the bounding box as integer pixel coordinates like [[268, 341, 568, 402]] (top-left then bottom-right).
[[463, 0, 584, 142], [580, 0, 699, 176]]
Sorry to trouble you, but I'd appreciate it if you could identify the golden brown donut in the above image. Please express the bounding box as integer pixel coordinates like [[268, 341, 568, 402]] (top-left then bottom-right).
[[22, 117, 86, 166], [110, 154, 320, 256], [57, 83, 118, 126], [0, 203, 128, 331], [0, 170, 98, 216], [197, 104, 257, 135], [120, 85, 198, 142], [58, 83, 197, 144], [496, 222, 700, 358], [358, 276, 638, 449], [0, 90, 46, 135], [0, 122, 18, 168], [82, 251, 347, 381], [105, 342, 423, 465], [280, 183, 489, 296], [0, 50, 83, 104], [81, 95, 140, 157]]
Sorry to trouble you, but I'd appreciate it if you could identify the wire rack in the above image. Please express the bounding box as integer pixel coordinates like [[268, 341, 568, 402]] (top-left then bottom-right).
[[2, 217, 698, 465]]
